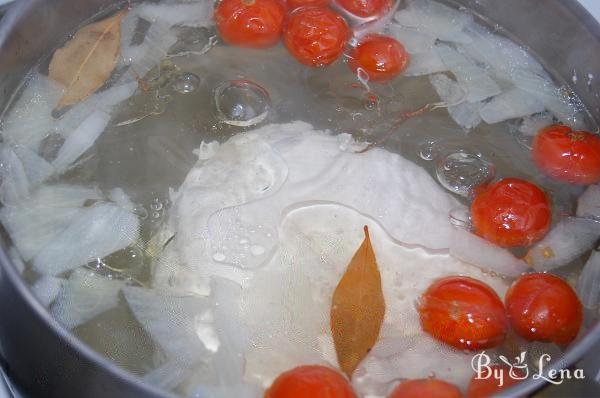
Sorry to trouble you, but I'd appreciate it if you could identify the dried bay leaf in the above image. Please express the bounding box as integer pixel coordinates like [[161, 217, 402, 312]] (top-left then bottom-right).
[[331, 226, 386, 378], [49, 10, 127, 110]]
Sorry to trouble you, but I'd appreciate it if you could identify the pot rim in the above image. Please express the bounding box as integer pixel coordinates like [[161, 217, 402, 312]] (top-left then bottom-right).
[[0, 251, 174, 397]]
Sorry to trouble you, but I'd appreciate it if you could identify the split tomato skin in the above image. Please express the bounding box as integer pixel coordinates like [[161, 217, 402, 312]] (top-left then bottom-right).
[[470, 178, 551, 248], [418, 276, 508, 351], [505, 273, 583, 345], [265, 365, 356, 398], [466, 365, 524, 398], [337, 0, 392, 19], [214, 0, 287, 49], [532, 124, 600, 185], [348, 34, 410, 82], [388, 379, 463, 398], [283, 7, 350, 67]]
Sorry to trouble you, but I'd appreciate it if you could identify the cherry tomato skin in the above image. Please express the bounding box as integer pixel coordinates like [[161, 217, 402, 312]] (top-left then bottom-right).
[[418, 276, 508, 351], [348, 34, 410, 82], [283, 7, 350, 67], [286, 0, 330, 11], [505, 273, 583, 345], [470, 178, 551, 248], [532, 125, 600, 185], [265, 365, 356, 398], [215, 0, 287, 49], [389, 379, 463, 398], [467, 365, 525, 398], [337, 0, 392, 18]]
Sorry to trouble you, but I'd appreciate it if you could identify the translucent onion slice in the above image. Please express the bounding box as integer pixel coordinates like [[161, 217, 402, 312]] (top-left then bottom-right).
[[527, 217, 600, 271], [123, 286, 214, 366], [31, 275, 65, 307], [577, 185, 600, 220], [32, 202, 140, 275], [51, 268, 124, 329], [449, 227, 529, 277], [578, 251, 600, 309]]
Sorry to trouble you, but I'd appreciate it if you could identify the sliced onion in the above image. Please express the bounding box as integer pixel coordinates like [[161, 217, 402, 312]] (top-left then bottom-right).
[[135, 1, 214, 27], [507, 69, 582, 127], [120, 21, 178, 80], [52, 111, 111, 173], [2, 207, 81, 261], [1, 73, 62, 149], [387, 25, 435, 54], [32, 202, 140, 275], [449, 227, 529, 277], [480, 88, 545, 124], [429, 73, 464, 104], [56, 83, 137, 138], [460, 23, 544, 76], [142, 360, 193, 391], [0, 145, 31, 205], [51, 268, 124, 329], [448, 102, 483, 130], [404, 50, 448, 77], [123, 286, 214, 366], [518, 112, 554, 137], [31, 276, 64, 307], [0, 145, 56, 205], [527, 217, 600, 271], [12, 145, 55, 186], [394, 0, 473, 44], [25, 184, 102, 208], [577, 250, 600, 309], [436, 44, 501, 103], [577, 185, 600, 220], [429, 74, 481, 130], [0, 184, 102, 261]]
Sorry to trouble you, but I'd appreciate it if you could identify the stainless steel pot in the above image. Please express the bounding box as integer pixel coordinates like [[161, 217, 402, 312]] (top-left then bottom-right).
[[0, 1, 599, 397]]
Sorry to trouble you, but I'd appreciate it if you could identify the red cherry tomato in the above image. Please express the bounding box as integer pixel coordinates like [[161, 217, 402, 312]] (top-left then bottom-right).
[[471, 178, 551, 248], [214, 0, 287, 49], [505, 273, 583, 345], [286, 0, 330, 11], [467, 365, 524, 398], [283, 7, 350, 67], [265, 365, 356, 398], [418, 276, 508, 351], [348, 34, 409, 82], [337, 0, 392, 18], [532, 124, 600, 185], [389, 379, 463, 398]]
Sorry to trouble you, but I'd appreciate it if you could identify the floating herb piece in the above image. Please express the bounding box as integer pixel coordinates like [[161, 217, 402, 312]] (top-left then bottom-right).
[[331, 226, 385, 378], [49, 10, 127, 110]]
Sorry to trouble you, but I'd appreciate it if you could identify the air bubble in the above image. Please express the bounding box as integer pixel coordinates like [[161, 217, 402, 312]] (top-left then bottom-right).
[[418, 141, 439, 161], [150, 199, 163, 211], [214, 79, 271, 127], [172, 72, 201, 94], [435, 152, 495, 197]]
